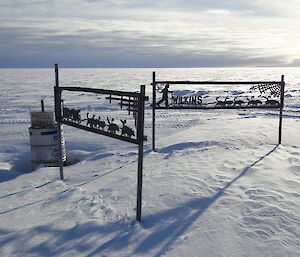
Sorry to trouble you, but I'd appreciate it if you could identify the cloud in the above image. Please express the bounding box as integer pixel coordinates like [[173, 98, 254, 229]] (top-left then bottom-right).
[[80, 0, 300, 16], [0, 0, 300, 67]]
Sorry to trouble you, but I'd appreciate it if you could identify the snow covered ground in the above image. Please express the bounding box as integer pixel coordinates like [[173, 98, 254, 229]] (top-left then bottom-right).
[[0, 68, 299, 257]]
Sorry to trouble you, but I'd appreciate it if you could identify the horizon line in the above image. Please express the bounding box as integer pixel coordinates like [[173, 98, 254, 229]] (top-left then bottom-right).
[[1, 66, 300, 69]]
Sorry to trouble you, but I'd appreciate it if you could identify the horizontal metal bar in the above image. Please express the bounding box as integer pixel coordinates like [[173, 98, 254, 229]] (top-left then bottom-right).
[[106, 96, 139, 103], [153, 81, 282, 85], [155, 105, 281, 110], [59, 87, 141, 98], [106, 96, 149, 101], [61, 120, 139, 144]]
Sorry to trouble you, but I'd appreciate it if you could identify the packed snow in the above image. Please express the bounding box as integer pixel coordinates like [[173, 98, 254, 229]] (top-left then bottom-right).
[[0, 68, 299, 257]]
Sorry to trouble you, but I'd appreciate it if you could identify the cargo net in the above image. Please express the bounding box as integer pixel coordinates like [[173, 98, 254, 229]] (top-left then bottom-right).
[[250, 83, 281, 97]]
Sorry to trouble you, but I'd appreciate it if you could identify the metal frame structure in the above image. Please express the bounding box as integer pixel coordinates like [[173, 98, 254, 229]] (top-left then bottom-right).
[[152, 71, 285, 150], [54, 64, 147, 222]]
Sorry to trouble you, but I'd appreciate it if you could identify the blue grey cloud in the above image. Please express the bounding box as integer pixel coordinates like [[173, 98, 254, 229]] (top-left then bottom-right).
[[0, 0, 299, 67]]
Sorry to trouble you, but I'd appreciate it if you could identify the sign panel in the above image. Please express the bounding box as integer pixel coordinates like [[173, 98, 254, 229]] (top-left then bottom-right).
[[55, 87, 148, 144], [151, 72, 285, 150], [154, 82, 282, 110]]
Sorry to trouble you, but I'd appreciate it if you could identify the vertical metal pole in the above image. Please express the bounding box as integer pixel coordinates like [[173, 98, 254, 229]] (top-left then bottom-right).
[[128, 96, 131, 115], [278, 75, 285, 145], [54, 64, 64, 180], [152, 71, 156, 151], [41, 100, 45, 112], [136, 85, 145, 222]]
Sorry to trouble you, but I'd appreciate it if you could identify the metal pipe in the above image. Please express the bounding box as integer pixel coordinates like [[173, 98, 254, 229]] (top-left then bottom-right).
[[54, 63, 64, 180], [278, 75, 285, 144], [152, 71, 156, 151], [41, 100, 45, 112], [136, 85, 145, 222]]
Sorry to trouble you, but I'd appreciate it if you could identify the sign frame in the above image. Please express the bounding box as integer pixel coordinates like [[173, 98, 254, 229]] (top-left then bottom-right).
[[151, 71, 285, 150], [54, 64, 147, 222]]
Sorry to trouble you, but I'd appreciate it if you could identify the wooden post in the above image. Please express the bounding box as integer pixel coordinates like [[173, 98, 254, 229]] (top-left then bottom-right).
[[278, 75, 285, 144], [54, 64, 64, 180], [136, 85, 145, 222], [152, 71, 156, 151]]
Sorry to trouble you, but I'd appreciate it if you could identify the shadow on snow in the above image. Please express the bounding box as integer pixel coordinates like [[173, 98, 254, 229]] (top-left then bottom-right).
[[0, 146, 278, 257], [0, 151, 32, 184]]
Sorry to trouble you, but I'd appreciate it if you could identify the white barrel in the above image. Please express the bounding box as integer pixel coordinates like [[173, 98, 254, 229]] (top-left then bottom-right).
[[29, 126, 66, 168]]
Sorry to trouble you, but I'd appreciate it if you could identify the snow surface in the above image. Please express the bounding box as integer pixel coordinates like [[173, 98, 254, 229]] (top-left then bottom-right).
[[0, 68, 299, 257]]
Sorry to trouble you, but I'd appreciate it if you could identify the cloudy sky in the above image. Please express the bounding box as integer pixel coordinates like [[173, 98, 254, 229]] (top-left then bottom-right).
[[1, 0, 300, 68]]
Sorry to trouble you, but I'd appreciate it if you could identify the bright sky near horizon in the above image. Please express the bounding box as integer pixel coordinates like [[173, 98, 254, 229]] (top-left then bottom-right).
[[1, 0, 300, 68]]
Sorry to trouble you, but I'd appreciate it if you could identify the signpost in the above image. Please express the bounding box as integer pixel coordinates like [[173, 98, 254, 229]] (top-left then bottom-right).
[[54, 64, 148, 222], [151, 71, 285, 150]]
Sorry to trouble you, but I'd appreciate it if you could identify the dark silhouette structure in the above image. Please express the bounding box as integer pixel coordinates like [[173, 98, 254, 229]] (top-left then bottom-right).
[[54, 64, 147, 222], [151, 71, 285, 151], [156, 84, 170, 107]]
